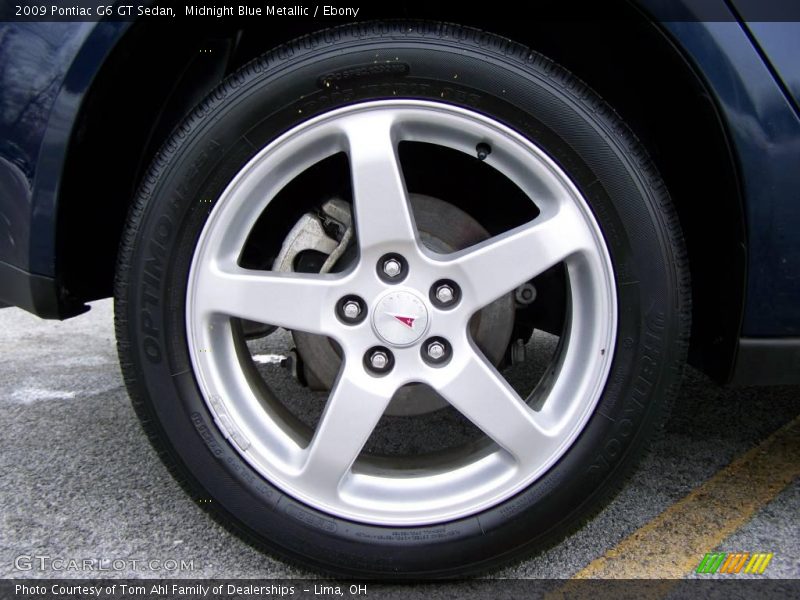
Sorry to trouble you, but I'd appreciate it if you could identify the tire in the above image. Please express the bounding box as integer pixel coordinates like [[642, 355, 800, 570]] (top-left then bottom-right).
[[115, 21, 689, 578]]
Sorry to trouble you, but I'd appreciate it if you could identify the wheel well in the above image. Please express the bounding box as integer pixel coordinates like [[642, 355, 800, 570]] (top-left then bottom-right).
[[57, 7, 745, 382]]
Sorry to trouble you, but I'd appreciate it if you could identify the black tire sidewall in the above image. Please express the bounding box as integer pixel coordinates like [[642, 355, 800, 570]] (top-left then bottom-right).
[[120, 25, 683, 577]]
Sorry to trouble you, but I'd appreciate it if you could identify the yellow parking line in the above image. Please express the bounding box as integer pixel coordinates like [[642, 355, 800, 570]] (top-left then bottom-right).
[[568, 413, 800, 580]]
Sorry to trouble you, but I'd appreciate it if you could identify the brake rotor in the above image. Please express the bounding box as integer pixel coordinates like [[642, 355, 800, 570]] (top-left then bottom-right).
[[282, 193, 515, 416]]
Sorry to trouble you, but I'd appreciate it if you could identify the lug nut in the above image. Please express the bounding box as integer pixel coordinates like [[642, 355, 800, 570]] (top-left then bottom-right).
[[427, 341, 446, 360], [430, 279, 460, 308], [365, 346, 394, 375], [337, 295, 366, 324], [421, 337, 451, 366], [342, 301, 361, 320], [435, 285, 455, 304], [370, 351, 389, 370], [377, 254, 408, 283], [383, 259, 402, 278]]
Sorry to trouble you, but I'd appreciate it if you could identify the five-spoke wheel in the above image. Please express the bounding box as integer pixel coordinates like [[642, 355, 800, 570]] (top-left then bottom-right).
[[186, 102, 616, 524], [116, 22, 688, 577]]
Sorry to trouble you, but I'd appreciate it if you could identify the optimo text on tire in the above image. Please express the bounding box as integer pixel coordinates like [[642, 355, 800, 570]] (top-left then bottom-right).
[[115, 22, 690, 578]]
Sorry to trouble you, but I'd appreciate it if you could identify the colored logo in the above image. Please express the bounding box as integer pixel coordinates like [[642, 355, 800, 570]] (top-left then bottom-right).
[[696, 552, 773, 574], [372, 291, 429, 346], [391, 314, 417, 328]]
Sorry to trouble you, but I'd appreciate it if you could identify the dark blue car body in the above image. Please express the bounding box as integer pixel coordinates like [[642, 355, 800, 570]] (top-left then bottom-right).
[[1, 1, 798, 383]]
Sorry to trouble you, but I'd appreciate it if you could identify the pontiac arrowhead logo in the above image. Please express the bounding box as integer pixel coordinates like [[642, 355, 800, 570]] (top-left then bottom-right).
[[392, 315, 416, 328]]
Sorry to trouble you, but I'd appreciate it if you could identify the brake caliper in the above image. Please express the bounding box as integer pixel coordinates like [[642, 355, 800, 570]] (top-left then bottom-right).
[[273, 199, 353, 274]]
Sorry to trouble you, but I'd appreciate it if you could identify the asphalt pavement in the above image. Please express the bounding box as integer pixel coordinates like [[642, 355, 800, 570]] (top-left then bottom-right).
[[1, 299, 797, 580]]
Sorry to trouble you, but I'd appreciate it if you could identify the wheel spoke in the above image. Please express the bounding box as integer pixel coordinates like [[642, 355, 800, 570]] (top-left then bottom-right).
[[342, 113, 418, 252], [447, 207, 593, 310], [193, 264, 339, 335], [438, 350, 551, 463], [298, 368, 394, 492]]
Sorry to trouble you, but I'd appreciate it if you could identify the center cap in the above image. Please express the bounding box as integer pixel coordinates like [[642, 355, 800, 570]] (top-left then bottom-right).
[[372, 290, 430, 347]]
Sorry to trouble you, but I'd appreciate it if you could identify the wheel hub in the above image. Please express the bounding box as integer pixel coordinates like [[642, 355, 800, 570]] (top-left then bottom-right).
[[371, 290, 430, 347], [285, 193, 516, 415]]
